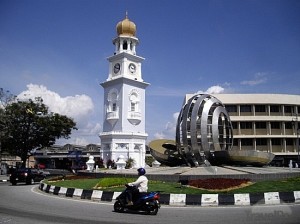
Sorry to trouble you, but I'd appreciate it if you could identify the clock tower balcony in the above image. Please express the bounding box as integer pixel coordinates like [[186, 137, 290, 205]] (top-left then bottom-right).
[[106, 111, 119, 125], [127, 111, 142, 125]]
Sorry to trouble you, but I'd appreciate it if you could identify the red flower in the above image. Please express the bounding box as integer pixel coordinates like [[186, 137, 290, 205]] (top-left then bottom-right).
[[188, 178, 250, 190]]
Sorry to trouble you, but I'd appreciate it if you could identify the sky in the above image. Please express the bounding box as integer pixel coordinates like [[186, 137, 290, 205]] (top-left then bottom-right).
[[1, 0, 300, 146]]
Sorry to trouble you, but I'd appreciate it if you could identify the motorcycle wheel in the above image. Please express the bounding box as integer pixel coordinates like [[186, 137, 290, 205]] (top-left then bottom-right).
[[146, 205, 159, 215], [114, 201, 124, 213]]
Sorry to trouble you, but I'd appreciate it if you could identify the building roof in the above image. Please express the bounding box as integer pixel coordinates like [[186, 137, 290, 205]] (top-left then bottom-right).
[[185, 93, 300, 105]]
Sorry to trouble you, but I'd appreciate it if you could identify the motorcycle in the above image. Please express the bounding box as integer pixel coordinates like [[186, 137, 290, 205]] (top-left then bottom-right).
[[114, 185, 160, 215]]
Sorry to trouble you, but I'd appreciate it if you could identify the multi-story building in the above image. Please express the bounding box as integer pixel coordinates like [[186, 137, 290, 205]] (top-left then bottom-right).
[[209, 94, 300, 166]]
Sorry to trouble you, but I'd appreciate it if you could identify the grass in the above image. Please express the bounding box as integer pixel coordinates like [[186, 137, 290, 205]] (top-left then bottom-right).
[[229, 177, 300, 194], [44, 176, 300, 194]]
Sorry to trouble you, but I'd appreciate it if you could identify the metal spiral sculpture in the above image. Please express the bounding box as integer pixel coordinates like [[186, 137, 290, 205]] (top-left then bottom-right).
[[175, 94, 233, 167]]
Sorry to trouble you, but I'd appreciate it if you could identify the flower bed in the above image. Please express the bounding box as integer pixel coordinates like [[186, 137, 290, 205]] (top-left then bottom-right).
[[188, 178, 252, 191]]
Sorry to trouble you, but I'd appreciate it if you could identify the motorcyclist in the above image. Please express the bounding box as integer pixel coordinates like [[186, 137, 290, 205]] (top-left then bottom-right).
[[126, 168, 148, 205]]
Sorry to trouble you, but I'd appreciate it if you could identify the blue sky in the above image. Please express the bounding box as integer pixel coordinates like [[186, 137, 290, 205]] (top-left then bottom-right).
[[1, 0, 300, 145]]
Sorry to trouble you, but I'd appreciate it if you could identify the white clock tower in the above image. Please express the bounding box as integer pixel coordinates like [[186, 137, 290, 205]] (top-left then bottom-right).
[[99, 14, 149, 168]]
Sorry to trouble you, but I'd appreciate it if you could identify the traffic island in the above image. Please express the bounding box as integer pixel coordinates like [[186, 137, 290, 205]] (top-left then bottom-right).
[[38, 182, 300, 207]]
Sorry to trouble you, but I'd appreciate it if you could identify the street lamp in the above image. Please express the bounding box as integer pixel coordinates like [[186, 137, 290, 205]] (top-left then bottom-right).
[[292, 114, 299, 162]]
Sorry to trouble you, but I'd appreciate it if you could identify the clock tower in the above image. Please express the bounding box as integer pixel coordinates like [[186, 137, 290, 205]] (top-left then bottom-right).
[[99, 14, 149, 168]]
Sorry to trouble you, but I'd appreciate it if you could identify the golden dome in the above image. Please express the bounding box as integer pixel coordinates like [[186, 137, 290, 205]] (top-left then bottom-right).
[[116, 13, 136, 37]]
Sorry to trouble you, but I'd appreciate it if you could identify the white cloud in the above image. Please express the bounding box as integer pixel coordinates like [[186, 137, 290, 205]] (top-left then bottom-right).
[[153, 112, 179, 140], [195, 85, 225, 94], [17, 84, 94, 121], [153, 132, 166, 139], [56, 136, 90, 146], [17, 84, 101, 145], [206, 85, 225, 94], [241, 72, 268, 86]]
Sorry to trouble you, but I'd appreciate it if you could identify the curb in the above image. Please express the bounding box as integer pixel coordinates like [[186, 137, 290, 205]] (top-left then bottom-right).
[[39, 182, 300, 207]]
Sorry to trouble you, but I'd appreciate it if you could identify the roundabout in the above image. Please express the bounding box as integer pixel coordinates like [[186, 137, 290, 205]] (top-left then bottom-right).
[[1, 174, 300, 224], [39, 165, 300, 207]]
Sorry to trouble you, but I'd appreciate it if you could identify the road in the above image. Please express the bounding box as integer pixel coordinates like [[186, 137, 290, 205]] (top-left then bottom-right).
[[0, 182, 299, 224]]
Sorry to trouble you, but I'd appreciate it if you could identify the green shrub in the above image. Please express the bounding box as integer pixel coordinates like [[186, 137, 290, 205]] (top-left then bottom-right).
[[125, 158, 135, 169], [145, 156, 155, 167], [95, 177, 135, 188]]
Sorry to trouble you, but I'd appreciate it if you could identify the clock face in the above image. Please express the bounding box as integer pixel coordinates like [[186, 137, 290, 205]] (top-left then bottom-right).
[[113, 63, 120, 74], [128, 63, 136, 74]]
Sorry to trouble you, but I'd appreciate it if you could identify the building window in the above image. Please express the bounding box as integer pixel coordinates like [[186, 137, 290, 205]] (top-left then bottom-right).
[[256, 122, 266, 129], [285, 122, 293, 129], [131, 102, 136, 111], [271, 138, 281, 145], [255, 105, 266, 112], [231, 122, 238, 129], [233, 139, 238, 146], [112, 103, 117, 111], [129, 90, 139, 112], [241, 138, 252, 146], [284, 106, 292, 113], [256, 138, 267, 146], [270, 105, 280, 112], [226, 105, 237, 112], [240, 122, 252, 129], [123, 41, 128, 50], [240, 105, 252, 112], [286, 138, 293, 145], [271, 122, 280, 129], [107, 89, 119, 112]]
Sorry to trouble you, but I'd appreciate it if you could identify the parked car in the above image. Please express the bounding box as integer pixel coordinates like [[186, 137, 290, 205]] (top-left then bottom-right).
[[9, 168, 47, 185]]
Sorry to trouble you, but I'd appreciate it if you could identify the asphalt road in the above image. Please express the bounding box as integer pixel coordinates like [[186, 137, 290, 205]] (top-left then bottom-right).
[[0, 182, 299, 224]]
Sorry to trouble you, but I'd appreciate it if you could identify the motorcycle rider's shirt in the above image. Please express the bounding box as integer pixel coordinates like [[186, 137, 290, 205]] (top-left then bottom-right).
[[128, 175, 148, 192]]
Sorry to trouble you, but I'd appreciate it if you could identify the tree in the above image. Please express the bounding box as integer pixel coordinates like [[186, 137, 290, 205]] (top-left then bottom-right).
[[0, 88, 16, 137], [1, 95, 77, 167], [0, 88, 16, 164]]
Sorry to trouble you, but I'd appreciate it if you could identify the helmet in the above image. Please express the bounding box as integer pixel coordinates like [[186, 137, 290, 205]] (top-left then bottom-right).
[[137, 168, 146, 176]]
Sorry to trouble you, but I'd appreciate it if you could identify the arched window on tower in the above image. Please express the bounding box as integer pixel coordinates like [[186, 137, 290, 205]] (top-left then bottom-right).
[[106, 89, 119, 124], [108, 92, 118, 112], [127, 90, 141, 125], [129, 92, 139, 111]]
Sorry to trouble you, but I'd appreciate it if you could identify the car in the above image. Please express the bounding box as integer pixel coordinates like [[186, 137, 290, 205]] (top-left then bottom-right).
[[9, 168, 47, 185]]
